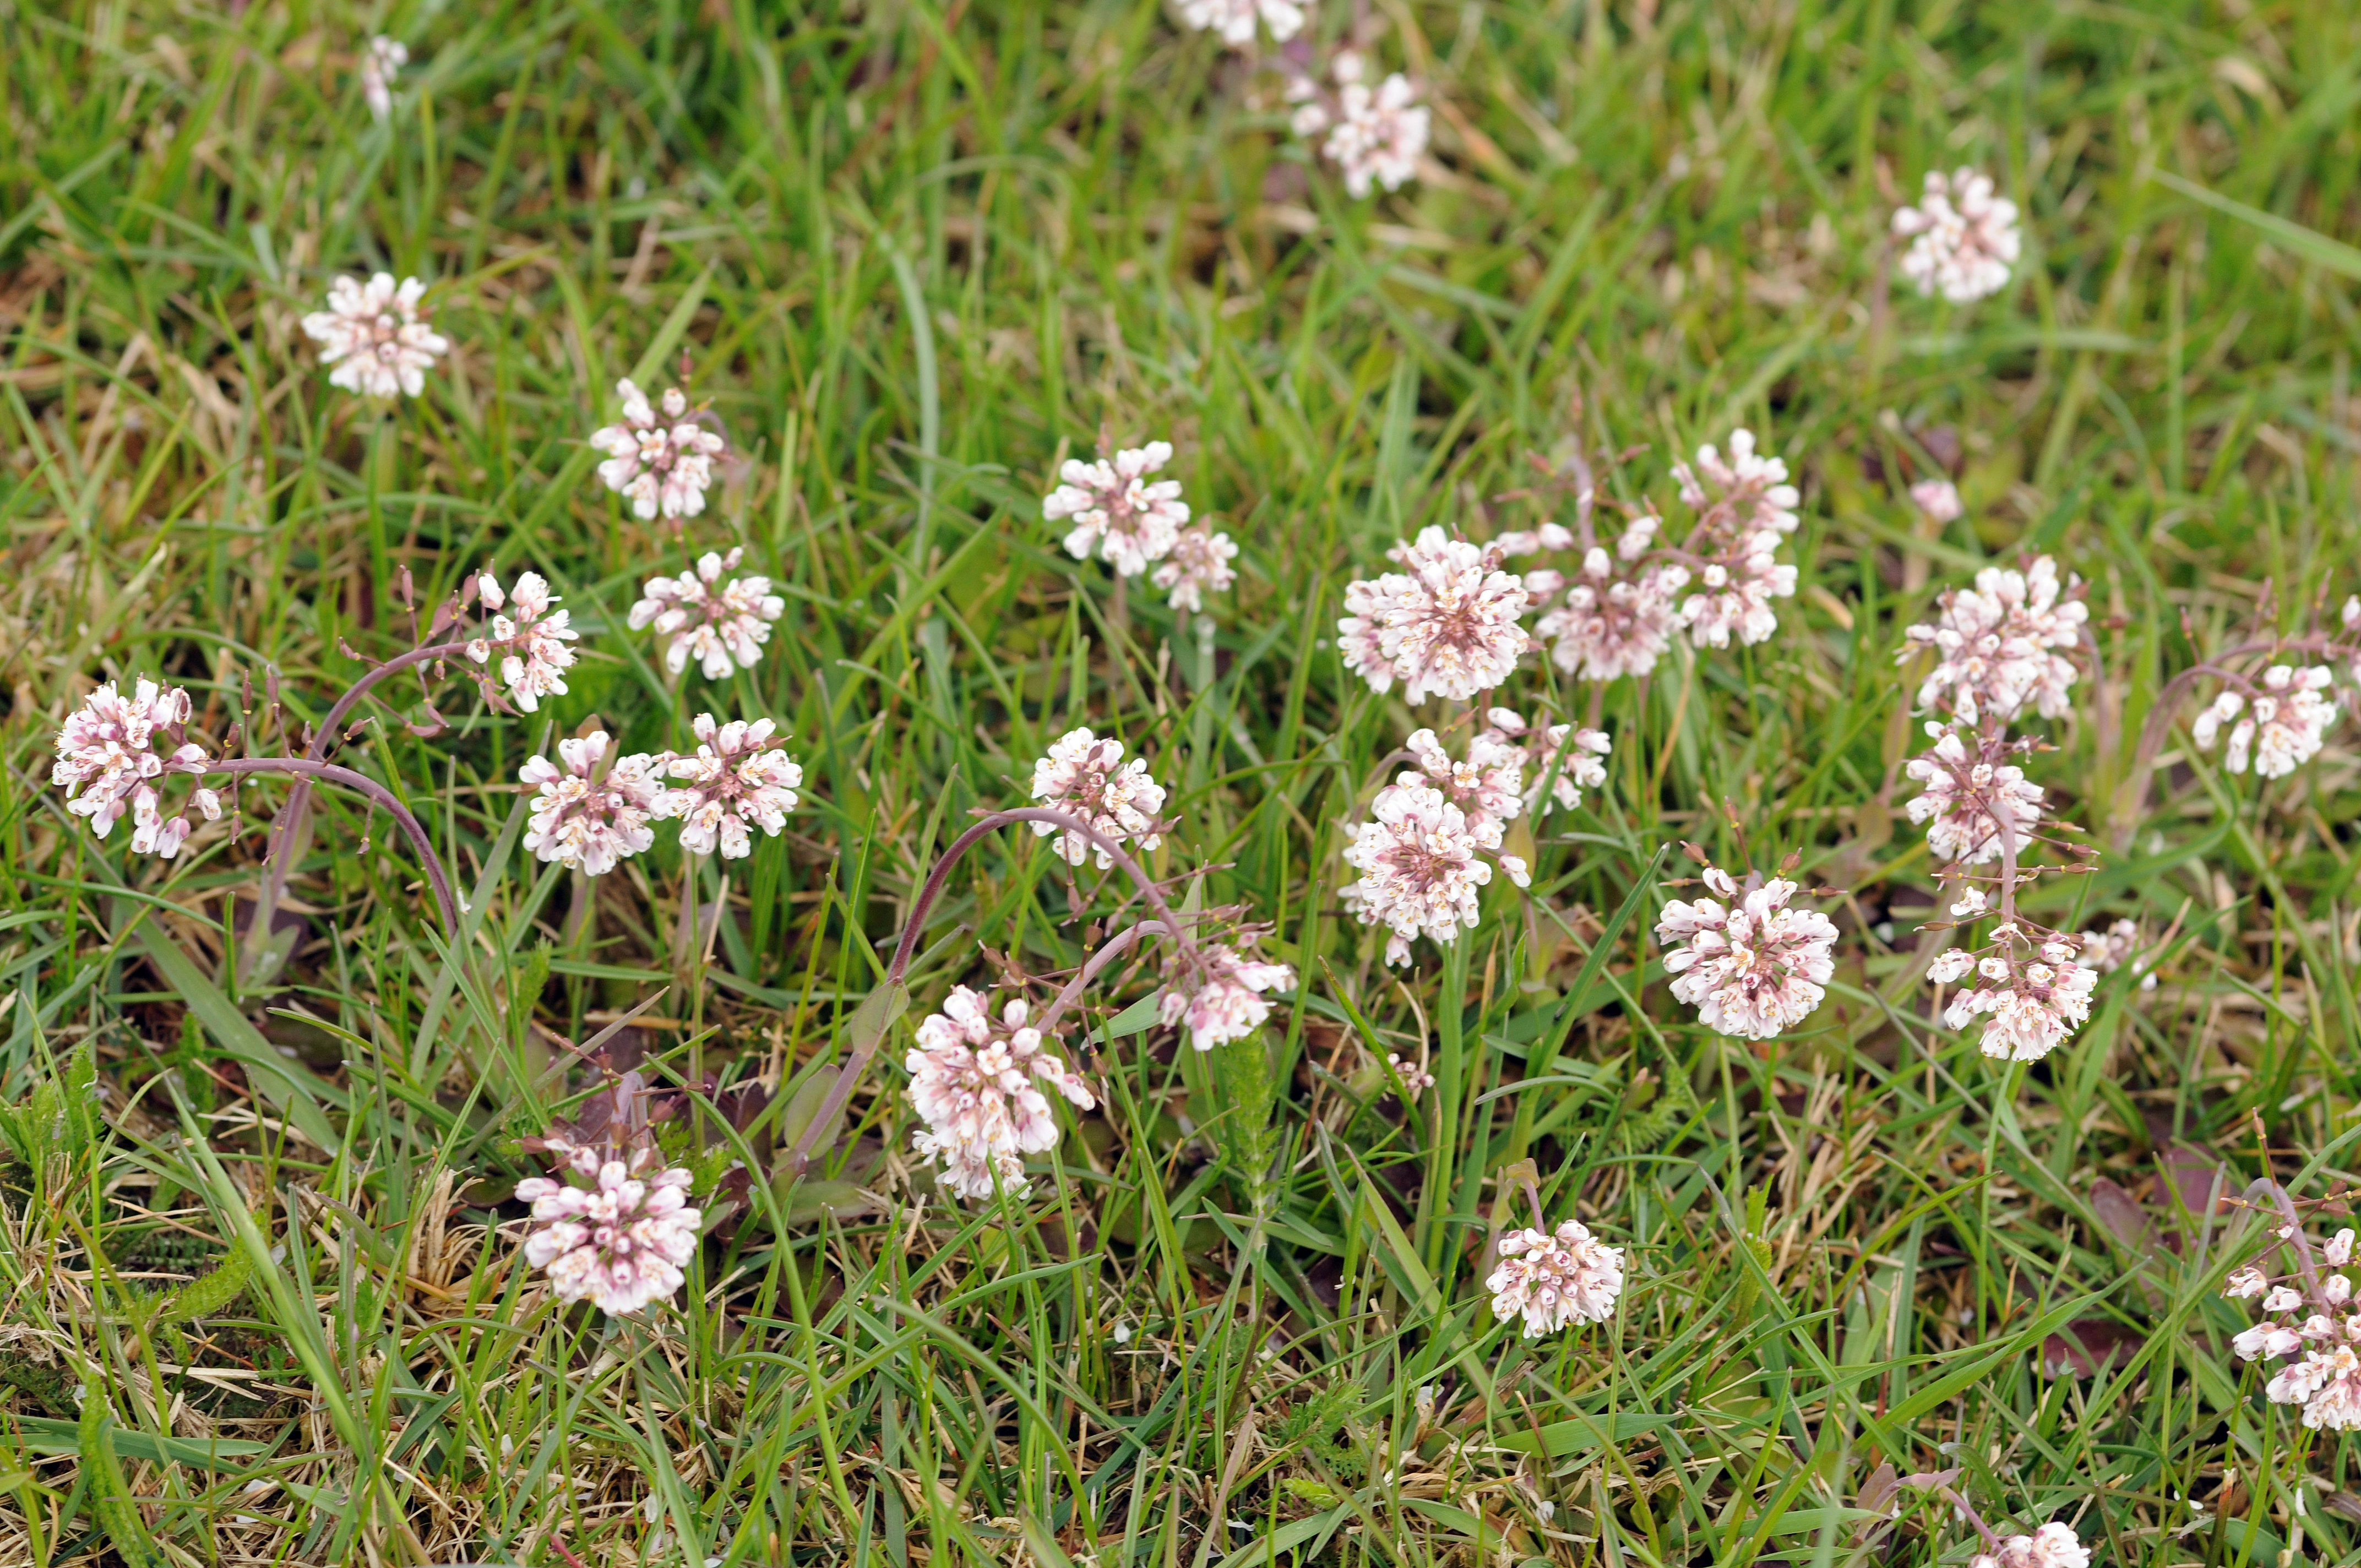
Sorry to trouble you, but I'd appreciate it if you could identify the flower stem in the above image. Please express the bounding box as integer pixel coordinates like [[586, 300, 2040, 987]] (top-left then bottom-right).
[[214, 758, 461, 933]]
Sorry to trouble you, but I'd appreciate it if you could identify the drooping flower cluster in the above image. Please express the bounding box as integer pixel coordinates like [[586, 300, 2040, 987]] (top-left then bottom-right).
[[1288, 52, 1430, 199], [1341, 729, 1533, 966], [629, 548, 784, 679], [1903, 725, 2046, 865], [521, 732, 665, 876], [1927, 917, 2099, 1063], [1900, 557, 2087, 726], [2193, 664, 2337, 777], [1892, 167, 2022, 304], [590, 379, 728, 525], [516, 1147, 701, 1316], [1480, 710, 1612, 815], [1509, 430, 1802, 684], [2225, 1223, 2361, 1430], [360, 35, 407, 123], [659, 715, 803, 859], [1655, 867, 1838, 1041], [1968, 1523, 2091, 1568], [301, 273, 448, 399], [1339, 528, 1536, 705], [1045, 440, 1192, 579], [1174, 0, 1303, 45], [1486, 1218, 1625, 1338], [1158, 930, 1296, 1050], [1028, 728, 1168, 869], [466, 571, 581, 712], [51, 679, 221, 859], [905, 987, 1096, 1202]]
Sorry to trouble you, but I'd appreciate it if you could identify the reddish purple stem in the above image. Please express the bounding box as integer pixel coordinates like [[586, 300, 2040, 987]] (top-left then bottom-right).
[[215, 756, 461, 933]]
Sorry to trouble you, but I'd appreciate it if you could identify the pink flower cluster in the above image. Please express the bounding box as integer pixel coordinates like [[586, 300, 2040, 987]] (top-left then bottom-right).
[[466, 570, 581, 712], [1655, 867, 1837, 1041], [1514, 429, 1801, 683], [1338, 528, 1535, 705], [2193, 664, 2337, 778], [905, 987, 1096, 1202], [1903, 723, 2045, 865], [1028, 727, 1168, 869], [2226, 1224, 2361, 1430], [1289, 53, 1430, 199], [1046, 440, 1192, 579], [1174, 0, 1302, 45], [515, 1147, 702, 1317], [1900, 557, 2086, 726], [521, 732, 665, 876], [1481, 710, 1612, 815], [1968, 1523, 2090, 1568], [1928, 922, 2098, 1063], [51, 679, 220, 859], [660, 715, 804, 859], [1341, 729, 1532, 966], [1160, 933, 1295, 1051], [1486, 1218, 1625, 1337], [629, 548, 784, 680], [590, 379, 728, 525]]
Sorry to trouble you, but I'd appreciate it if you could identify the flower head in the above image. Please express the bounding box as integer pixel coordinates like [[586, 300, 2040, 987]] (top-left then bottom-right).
[[2223, 1221, 2361, 1430], [1532, 553, 1687, 681], [1152, 526, 1238, 613], [361, 35, 407, 122], [2193, 666, 2336, 778], [301, 274, 448, 399], [1046, 441, 1190, 578], [2078, 918, 2154, 988], [1910, 478, 1963, 522], [520, 732, 665, 876], [515, 1148, 701, 1316], [1968, 1522, 2090, 1568], [51, 679, 220, 859], [1903, 727, 2046, 864], [905, 987, 1096, 1202], [656, 715, 802, 859], [1668, 430, 1801, 649], [1340, 782, 1507, 967], [1943, 955, 2098, 1062], [628, 549, 784, 680], [589, 379, 728, 525], [1159, 935, 1295, 1051], [1893, 167, 2022, 304], [1487, 1219, 1625, 1337], [466, 571, 580, 711], [1397, 727, 1525, 837], [1481, 710, 1612, 815], [1338, 527, 1534, 704], [1174, 0, 1303, 45], [1901, 556, 2087, 724], [1027, 728, 1167, 869], [1656, 868, 1838, 1041], [1320, 55, 1429, 198]]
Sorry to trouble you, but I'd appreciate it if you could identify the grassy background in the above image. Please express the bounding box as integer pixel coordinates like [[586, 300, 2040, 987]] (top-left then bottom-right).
[[3, 0, 2360, 1562]]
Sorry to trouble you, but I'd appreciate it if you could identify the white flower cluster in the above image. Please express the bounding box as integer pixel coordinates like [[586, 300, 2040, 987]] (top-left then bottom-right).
[[50, 679, 221, 859], [521, 715, 804, 874], [1513, 429, 1801, 685], [2193, 664, 2337, 778], [1289, 52, 1431, 199], [1928, 920, 2098, 1063], [1900, 557, 2087, 726], [1028, 727, 1168, 870], [466, 571, 581, 712], [1967, 1523, 2090, 1568], [1910, 478, 1963, 522], [1903, 725, 2045, 866], [1340, 727, 1532, 966], [1174, 0, 1302, 45], [515, 1148, 701, 1317], [1481, 709, 1612, 815], [1655, 868, 1837, 1041], [1046, 440, 1192, 578], [905, 987, 1097, 1202], [301, 273, 449, 399], [361, 35, 407, 123], [1486, 1218, 1625, 1338], [1892, 167, 2022, 304], [629, 548, 785, 680], [590, 379, 728, 525], [1339, 527, 1535, 705], [1159, 934, 1296, 1051], [2226, 1226, 2361, 1430]]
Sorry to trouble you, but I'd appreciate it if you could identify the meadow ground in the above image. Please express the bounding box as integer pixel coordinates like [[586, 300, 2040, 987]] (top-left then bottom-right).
[[3, 1, 2361, 1563]]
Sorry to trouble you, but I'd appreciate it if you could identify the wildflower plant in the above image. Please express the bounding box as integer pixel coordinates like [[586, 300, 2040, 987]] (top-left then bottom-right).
[[301, 273, 448, 399]]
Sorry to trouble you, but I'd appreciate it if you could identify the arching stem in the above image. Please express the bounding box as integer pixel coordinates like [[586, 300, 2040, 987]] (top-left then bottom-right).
[[215, 757, 461, 934]]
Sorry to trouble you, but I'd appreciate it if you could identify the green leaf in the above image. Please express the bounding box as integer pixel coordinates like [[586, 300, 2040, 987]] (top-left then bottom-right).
[[129, 917, 342, 1155]]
